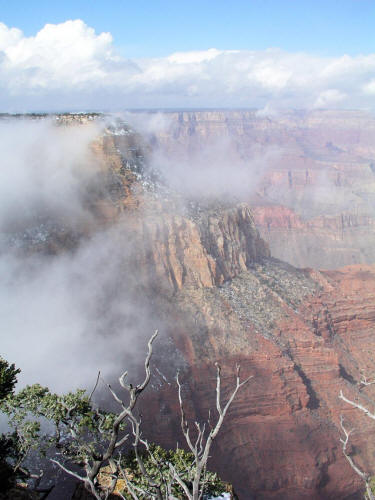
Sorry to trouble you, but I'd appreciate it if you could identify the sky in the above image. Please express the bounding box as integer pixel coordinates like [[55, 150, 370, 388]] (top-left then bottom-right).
[[0, 0, 375, 111], [0, 0, 374, 390]]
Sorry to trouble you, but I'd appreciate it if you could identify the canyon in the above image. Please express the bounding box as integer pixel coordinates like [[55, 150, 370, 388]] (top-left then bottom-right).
[[147, 109, 375, 269], [3, 111, 375, 499]]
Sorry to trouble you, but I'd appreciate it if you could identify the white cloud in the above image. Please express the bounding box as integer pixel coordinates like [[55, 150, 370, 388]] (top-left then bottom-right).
[[167, 48, 225, 64], [1, 20, 375, 111], [314, 89, 346, 108], [0, 22, 22, 49], [363, 79, 375, 94], [0, 119, 159, 392]]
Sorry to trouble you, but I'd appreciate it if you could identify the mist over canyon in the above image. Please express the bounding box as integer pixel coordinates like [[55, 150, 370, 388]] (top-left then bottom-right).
[[2, 110, 375, 499]]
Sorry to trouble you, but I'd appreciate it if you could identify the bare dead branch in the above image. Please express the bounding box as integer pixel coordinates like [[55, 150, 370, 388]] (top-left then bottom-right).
[[339, 416, 375, 500], [360, 376, 375, 387], [176, 371, 195, 455], [136, 330, 158, 394], [119, 464, 155, 500], [106, 383, 125, 409], [339, 390, 375, 420], [89, 371, 101, 401], [56, 331, 159, 499], [114, 433, 129, 449], [175, 362, 252, 500], [131, 415, 163, 500], [168, 461, 194, 500], [215, 363, 222, 416], [339, 385, 375, 499], [339, 416, 367, 480], [119, 371, 130, 391], [118, 467, 140, 500], [50, 458, 86, 483]]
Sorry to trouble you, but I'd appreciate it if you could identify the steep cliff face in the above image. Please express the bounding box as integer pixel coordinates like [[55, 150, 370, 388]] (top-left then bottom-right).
[[145, 261, 375, 499], [6, 114, 375, 499], [147, 109, 375, 269], [253, 205, 375, 268], [136, 203, 269, 294], [76, 118, 375, 498]]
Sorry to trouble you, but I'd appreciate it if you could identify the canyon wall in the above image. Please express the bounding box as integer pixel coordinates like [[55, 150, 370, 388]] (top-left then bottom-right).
[[253, 205, 375, 269], [87, 119, 375, 498], [147, 109, 375, 269], [4, 114, 375, 498], [148, 261, 375, 499]]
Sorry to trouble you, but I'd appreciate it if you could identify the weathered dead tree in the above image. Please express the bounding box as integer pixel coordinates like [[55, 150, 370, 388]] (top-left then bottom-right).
[[171, 363, 252, 500], [339, 390, 375, 500], [52, 331, 252, 499], [52, 330, 159, 499], [359, 376, 375, 388]]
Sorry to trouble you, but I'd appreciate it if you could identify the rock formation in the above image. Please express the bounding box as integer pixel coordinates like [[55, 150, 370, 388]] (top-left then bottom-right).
[[4, 113, 375, 498], [253, 205, 375, 269], [84, 115, 375, 498], [145, 109, 375, 269], [142, 257, 375, 499]]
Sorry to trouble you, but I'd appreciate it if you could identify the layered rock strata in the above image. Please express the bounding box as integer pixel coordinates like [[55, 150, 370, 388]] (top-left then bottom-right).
[[145, 109, 375, 269], [76, 119, 375, 498], [146, 262, 375, 499], [6, 115, 375, 499], [253, 205, 375, 268]]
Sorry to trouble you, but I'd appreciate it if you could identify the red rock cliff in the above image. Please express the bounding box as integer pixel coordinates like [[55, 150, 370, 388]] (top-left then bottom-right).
[[147, 109, 375, 269], [11, 116, 375, 499], [144, 262, 375, 499], [87, 121, 375, 499]]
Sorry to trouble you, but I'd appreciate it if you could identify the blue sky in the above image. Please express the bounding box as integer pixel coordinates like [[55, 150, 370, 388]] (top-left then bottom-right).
[[0, 0, 375, 110], [1, 0, 374, 58]]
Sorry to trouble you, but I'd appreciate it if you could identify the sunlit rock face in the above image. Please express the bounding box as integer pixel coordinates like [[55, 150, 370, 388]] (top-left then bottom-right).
[[136, 203, 269, 294]]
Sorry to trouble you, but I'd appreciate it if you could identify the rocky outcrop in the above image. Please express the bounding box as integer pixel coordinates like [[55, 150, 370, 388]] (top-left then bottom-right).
[[138, 213, 217, 292], [132, 204, 270, 295], [197, 204, 270, 284]]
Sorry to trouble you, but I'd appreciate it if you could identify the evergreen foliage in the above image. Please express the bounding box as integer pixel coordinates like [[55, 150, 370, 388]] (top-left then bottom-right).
[[0, 358, 20, 401], [120, 445, 226, 499], [0, 357, 21, 492], [0, 360, 232, 499]]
